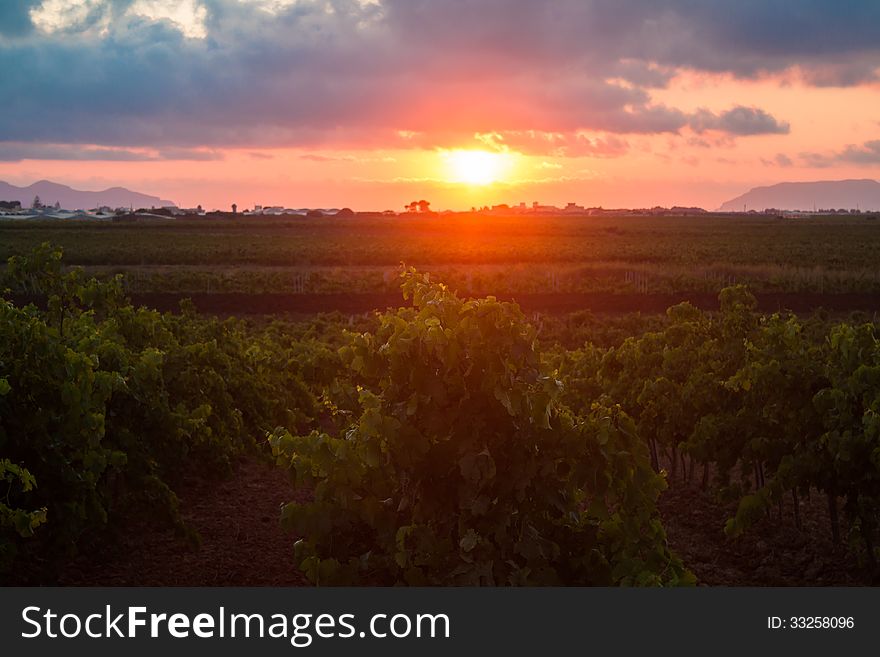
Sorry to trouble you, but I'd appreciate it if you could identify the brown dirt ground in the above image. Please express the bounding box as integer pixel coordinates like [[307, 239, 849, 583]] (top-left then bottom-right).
[[54, 457, 310, 586], [21, 456, 872, 587], [657, 476, 867, 586]]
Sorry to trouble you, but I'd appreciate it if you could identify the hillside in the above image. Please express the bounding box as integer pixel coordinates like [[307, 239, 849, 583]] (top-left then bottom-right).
[[719, 179, 880, 212], [0, 180, 175, 210]]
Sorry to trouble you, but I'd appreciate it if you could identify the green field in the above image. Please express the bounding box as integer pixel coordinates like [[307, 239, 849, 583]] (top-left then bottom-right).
[[3, 213, 880, 295]]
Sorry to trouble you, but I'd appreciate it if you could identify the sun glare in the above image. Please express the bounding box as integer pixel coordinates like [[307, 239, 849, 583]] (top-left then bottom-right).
[[443, 149, 512, 185]]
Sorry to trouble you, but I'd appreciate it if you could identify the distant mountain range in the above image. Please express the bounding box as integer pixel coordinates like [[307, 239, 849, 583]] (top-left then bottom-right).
[[719, 179, 880, 212], [0, 180, 175, 210]]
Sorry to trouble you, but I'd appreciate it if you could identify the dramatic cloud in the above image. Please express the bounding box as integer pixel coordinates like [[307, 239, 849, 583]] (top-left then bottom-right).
[[476, 131, 631, 159], [28, 0, 106, 35], [1, 1, 875, 158], [620, 0, 880, 84]]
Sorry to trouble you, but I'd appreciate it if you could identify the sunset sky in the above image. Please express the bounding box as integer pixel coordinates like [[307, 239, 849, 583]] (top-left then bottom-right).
[[2, 0, 880, 210]]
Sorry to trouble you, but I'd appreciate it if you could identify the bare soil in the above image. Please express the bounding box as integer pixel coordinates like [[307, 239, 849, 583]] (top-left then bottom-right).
[[658, 478, 867, 586], [54, 457, 309, 586], [33, 455, 872, 586]]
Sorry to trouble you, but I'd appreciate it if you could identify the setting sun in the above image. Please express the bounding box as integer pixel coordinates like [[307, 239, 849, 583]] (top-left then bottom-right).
[[443, 149, 513, 185]]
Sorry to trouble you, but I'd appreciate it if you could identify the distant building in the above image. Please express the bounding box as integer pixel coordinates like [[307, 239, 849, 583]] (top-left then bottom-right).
[[530, 202, 561, 213], [177, 205, 206, 215]]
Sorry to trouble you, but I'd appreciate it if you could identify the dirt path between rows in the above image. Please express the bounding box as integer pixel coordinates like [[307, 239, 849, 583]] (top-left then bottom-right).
[[57, 457, 309, 586], [658, 478, 864, 586], [39, 456, 869, 586]]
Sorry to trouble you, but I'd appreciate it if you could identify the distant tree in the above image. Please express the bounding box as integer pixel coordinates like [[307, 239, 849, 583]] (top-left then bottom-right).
[[232, 203, 237, 214], [53, 201, 61, 210], [405, 200, 432, 213], [31, 195, 42, 210]]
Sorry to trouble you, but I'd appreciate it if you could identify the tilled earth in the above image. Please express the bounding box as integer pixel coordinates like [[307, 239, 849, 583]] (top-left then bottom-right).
[[54, 457, 309, 586], [657, 478, 866, 586], [20, 457, 871, 587]]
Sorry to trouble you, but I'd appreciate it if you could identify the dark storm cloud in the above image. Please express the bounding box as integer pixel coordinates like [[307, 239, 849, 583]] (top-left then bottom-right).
[[381, 0, 880, 83], [0, 1, 873, 154]]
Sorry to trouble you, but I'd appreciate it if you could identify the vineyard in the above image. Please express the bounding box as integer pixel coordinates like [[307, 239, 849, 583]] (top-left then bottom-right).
[[1, 238, 879, 585], [4, 213, 880, 299]]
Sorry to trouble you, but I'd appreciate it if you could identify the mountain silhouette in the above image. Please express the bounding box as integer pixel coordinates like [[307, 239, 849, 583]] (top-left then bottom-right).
[[0, 180, 175, 210], [719, 179, 880, 212]]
